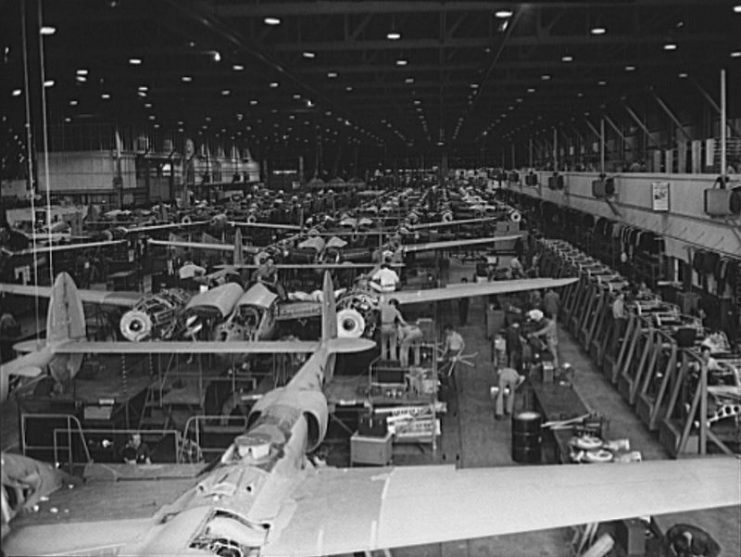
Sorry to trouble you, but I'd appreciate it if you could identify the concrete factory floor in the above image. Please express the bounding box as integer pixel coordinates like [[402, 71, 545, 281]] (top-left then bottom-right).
[[387, 264, 740, 557], [1, 262, 739, 557]]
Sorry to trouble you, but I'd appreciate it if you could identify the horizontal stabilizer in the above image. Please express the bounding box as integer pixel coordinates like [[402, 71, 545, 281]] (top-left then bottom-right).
[[326, 337, 376, 354], [54, 340, 324, 354]]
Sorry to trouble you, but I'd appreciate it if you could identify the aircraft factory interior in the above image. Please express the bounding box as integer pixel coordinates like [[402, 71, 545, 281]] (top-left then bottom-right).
[[1, 1, 740, 556]]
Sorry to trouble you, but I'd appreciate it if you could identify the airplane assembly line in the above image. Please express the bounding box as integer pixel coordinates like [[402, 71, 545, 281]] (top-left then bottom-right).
[[2, 1, 740, 556]]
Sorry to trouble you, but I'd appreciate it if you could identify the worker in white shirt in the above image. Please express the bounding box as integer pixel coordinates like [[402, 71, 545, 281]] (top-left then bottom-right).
[[370, 263, 400, 292], [611, 291, 627, 355], [440, 324, 465, 380], [530, 314, 559, 368]]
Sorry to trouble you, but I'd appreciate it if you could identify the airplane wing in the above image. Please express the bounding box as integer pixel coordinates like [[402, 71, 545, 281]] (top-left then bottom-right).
[[230, 221, 303, 231], [263, 458, 741, 556], [401, 234, 521, 254], [52, 338, 375, 355], [409, 216, 500, 230], [0, 283, 140, 308], [148, 238, 260, 255], [391, 277, 577, 305], [124, 221, 206, 233], [8, 239, 127, 256], [218, 262, 404, 270]]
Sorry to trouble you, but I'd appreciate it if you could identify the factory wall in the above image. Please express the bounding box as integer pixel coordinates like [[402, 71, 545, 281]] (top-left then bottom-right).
[[514, 171, 741, 259], [37, 151, 137, 193], [0, 179, 29, 200]]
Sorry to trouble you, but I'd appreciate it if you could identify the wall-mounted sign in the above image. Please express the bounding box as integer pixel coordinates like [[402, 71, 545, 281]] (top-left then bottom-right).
[[651, 181, 670, 212]]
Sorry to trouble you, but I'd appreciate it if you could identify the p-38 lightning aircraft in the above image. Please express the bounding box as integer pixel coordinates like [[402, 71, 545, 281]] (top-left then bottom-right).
[[0, 265, 578, 394], [1, 273, 739, 556]]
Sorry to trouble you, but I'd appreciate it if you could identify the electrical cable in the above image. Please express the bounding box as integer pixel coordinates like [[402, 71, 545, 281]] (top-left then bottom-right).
[[20, 0, 41, 339]]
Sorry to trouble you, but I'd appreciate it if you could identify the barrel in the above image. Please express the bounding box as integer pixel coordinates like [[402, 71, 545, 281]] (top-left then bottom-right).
[[512, 411, 542, 464]]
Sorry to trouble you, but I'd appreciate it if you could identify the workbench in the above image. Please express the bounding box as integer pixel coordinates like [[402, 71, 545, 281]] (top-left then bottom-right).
[[529, 383, 591, 464]]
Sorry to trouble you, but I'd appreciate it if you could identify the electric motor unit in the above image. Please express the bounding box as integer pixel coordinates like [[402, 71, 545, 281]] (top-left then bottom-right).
[[703, 187, 741, 216], [592, 177, 615, 198]]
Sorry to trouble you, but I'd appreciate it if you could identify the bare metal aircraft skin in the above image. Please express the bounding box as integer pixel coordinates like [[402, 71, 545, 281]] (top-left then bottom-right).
[[2, 273, 740, 556]]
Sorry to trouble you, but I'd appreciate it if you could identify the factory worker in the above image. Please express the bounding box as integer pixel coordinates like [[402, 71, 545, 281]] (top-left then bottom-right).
[[495, 365, 525, 419], [370, 263, 400, 292], [529, 313, 560, 369], [379, 298, 407, 361]]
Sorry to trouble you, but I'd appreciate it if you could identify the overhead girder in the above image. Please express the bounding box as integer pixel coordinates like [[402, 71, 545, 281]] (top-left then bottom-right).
[[213, 0, 733, 18]]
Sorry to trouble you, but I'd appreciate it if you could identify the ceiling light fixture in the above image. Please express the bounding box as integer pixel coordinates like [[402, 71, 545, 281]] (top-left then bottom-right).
[[678, 72, 688, 78], [233, 64, 244, 71], [663, 43, 677, 50], [731, 51, 741, 58], [527, 88, 535, 93], [264, 17, 281, 25], [387, 31, 401, 40], [250, 99, 258, 105], [396, 59, 408, 66], [269, 81, 279, 88], [69, 99, 78, 106], [75, 75, 87, 82], [129, 58, 142, 65], [327, 71, 338, 78], [43, 79, 54, 87], [541, 74, 551, 80], [495, 10, 513, 18], [734, 5, 741, 13], [625, 65, 636, 71], [12, 89, 22, 97], [76, 68, 88, 75], [212, 51, 221, 62], [346, 86, 353, 91], [590, 26, 606, 35], [597, 80, 607, 86], [40, 26, 56, 35], [405, 77, 414, 84], [561, 55, 573, 62], [302, 51, 315, 59], [222, 89, 230, 95], [101, 93, 110, 99], [181, 76, 192, 82], [144, 103, 152, 108], [138, 85, 148, 91]]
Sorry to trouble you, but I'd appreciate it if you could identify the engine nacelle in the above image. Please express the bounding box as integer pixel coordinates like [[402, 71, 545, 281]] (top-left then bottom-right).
[[336, 308, 365, 338], [247, 388, 329, 452]]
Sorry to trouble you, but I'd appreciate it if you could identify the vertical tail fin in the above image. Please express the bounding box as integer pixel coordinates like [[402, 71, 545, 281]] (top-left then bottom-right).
[[233, 228, 244, 266], [46, 272, 85, 384], [321, 271, 338, 341], [1, 272, 84, 400]]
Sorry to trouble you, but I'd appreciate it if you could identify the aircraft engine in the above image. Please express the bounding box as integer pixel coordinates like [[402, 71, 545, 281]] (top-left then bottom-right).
[[509, 210, 522, 223], [336, 308, 365, 338], [119, 290, 189, 341], [119, 310, 153, 342]]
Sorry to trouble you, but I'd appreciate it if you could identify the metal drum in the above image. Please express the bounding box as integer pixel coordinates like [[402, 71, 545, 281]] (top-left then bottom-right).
[[511, 411, 542, 464]]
